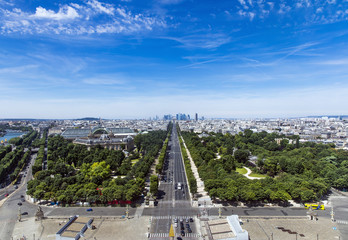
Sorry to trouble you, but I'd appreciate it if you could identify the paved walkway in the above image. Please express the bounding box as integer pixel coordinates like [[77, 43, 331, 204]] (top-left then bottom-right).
[[243, 167, 265, 180], [180, 136, 211, 204]]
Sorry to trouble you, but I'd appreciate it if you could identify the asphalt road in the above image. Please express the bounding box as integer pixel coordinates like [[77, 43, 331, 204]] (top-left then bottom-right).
[[148, 122, 196, 239], [0, 153, 41, 240]]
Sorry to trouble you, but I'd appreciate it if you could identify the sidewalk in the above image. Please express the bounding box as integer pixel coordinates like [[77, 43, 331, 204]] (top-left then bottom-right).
[[242, 167, 265, 180], [180, 136, 212, 205]]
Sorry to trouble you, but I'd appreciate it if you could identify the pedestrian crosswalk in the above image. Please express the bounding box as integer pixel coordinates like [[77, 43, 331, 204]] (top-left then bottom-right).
[[336, 220, 348, 225], [149, 233, 200, 238], [151, 215, 194, 220], [149, 233, 169, 237]]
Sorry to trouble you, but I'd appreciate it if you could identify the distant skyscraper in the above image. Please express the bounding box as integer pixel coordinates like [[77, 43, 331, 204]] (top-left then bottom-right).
[[163, 114, 172, 120], [195, 113, 198, 121]]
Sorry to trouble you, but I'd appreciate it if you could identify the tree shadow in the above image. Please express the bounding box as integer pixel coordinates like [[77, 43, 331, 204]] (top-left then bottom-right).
[[156, 190, 166, 200]]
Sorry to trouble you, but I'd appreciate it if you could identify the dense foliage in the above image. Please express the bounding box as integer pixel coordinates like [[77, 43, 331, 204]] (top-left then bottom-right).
[[177, 125, 197, 195], [156, 122, 172, 174], [9, 130, 38, 147], [0, 147, 24, 183], [181, 129, 348, 203], [27, 129, 168, 205], [0, 124, 32, 132]]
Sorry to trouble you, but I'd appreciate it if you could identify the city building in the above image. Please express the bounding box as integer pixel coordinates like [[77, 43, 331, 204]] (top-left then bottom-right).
[[61, 126, 135, 151]]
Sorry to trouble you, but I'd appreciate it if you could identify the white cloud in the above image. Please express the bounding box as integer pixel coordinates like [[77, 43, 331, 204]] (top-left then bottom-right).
[[316, 59, 348, 65], [0, 0, 14, 6], [237, 10, 256, 21], [238, 0, 249, 9], [278, 3, 291, 14], [31, 6, 79, 20], [295, 0, 311, 8], [316, 7, 323, 13], [267, 2, 274, 10], [0, 1, 166, 35], [164, 33, 231, 49], [86, 0, 115, 15]]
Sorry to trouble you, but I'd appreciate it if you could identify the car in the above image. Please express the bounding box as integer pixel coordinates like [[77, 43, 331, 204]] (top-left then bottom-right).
[[21, 212, 28, 215], [86, 208, 93, 212], [187, 228, 192, 233], [174, 222, 178, 228], [177, 237, 183, 240], [174, 218, 178, 223], [189, 217, 194, 222], [14, 185, 18, 189], [180, 230, 185, 236], [5, 193, 9, 197], [185, 223, 190, 228], [21, 199, 25, 202], [185, 218, 189, 223], [17, 202, 22, 206], [20, 195, 24, 198]]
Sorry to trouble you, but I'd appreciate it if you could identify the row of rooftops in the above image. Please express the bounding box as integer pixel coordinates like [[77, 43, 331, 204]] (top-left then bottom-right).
[[60, 127, 135, 139]]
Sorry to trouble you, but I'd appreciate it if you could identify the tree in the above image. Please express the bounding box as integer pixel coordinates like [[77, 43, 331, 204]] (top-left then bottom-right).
[[300, 189, 317, 202], [234, 149, 249, 163], [270, 190, 291, 202], [150, 175, 159, 196]]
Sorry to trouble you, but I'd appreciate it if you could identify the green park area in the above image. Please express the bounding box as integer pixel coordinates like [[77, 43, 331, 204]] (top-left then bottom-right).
[[236, 168, 247, 175], [180, 128, 348, 203]]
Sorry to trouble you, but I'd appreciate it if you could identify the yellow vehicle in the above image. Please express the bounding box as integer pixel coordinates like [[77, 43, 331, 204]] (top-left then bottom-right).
[[304, 203, 325, 210]]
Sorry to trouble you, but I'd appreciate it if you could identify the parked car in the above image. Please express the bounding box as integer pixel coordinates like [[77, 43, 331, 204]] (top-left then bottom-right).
[[17, 202, 22, 206], [21, 212, 28, 215], [86, 208, 93, 212]]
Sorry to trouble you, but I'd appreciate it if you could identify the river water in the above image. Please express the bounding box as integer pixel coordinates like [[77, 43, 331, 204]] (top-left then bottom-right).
[[0, 132, 26, 143]]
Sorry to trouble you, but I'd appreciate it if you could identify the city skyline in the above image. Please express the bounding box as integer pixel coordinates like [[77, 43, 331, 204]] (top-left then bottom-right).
[[0, 0, 348, 119]]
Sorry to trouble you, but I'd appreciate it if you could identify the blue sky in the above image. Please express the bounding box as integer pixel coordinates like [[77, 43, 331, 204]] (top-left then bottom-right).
[[0, 0, 347, 119]]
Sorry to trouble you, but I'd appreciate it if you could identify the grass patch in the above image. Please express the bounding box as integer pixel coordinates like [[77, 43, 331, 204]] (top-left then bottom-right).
[[131, 159, 139, 166], [236, 168, 247, 175], [249, 172, 266, 178]]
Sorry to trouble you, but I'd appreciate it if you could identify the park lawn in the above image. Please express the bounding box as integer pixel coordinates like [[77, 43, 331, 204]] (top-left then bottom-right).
[[249, 172, 266, 178], [131, 159, 139, 166], [236, 168, 247, 175]]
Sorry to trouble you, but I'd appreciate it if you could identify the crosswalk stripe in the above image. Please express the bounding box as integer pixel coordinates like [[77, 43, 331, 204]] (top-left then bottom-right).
[[336, 220, 348, 225], [149, 233, 200, 238], [149, 233, 169, 237], [151, 215, 195, 219]]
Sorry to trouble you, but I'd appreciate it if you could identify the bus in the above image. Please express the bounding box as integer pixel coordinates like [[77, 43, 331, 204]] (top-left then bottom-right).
[[304, 203, 325, 210]]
